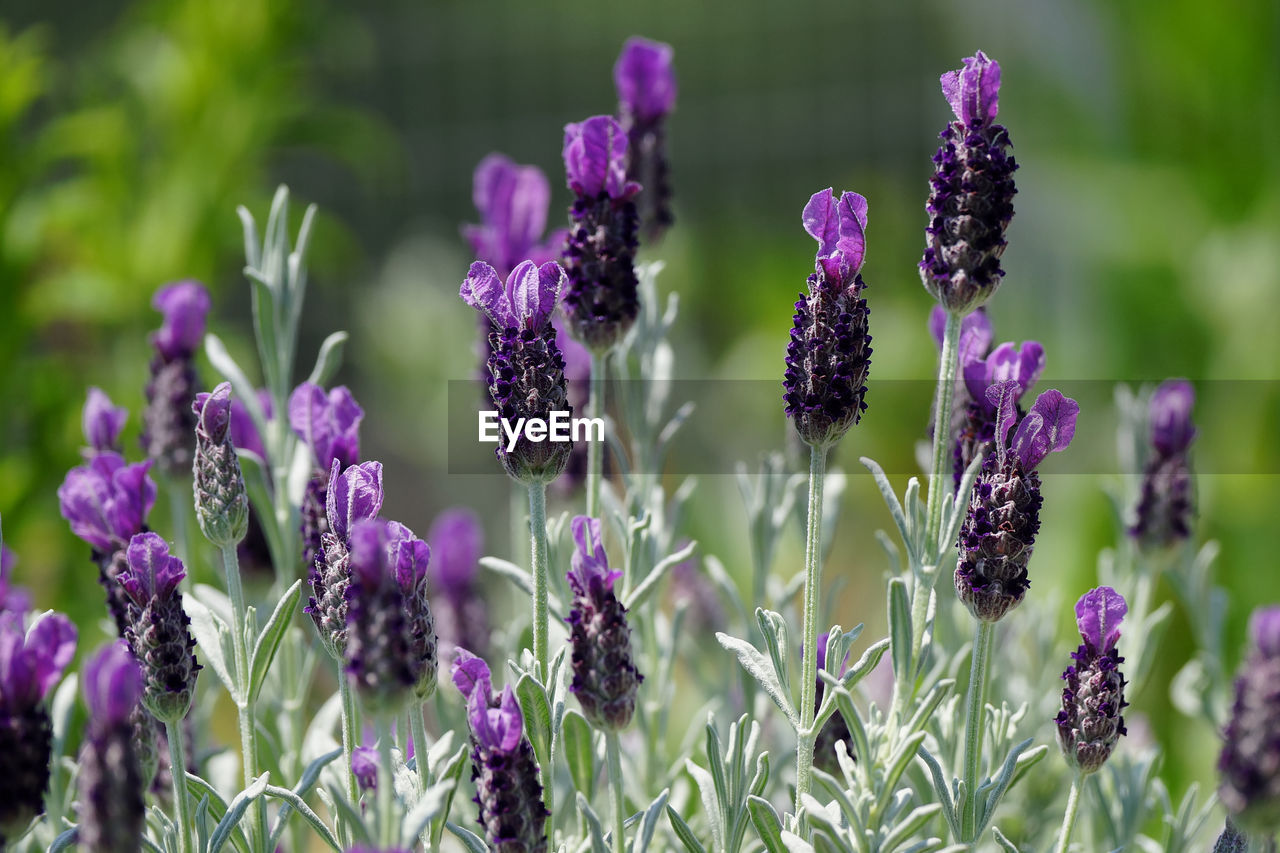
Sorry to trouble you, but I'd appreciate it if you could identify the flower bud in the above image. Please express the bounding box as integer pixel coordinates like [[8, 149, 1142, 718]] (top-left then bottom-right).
[[193, 383, 249, 548]]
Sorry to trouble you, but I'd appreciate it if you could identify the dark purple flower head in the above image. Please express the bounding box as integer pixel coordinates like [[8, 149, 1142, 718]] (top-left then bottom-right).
[[193, 382, 232, 444], [427, 509, 483, 594], [0, 612, 77, 712], [326, 460, 384, 542], [940, 50, 1001, 126], [568, 516, 622, 592], [58, 453, 157, 554], [563, 116, 640, 201], [1149, 379, 1195, 455], [1220, 605, 1280, 832], [83, 641, 143, 728], [461, 260, 564, 333], [83, 388, 128, 456], [150, 281, 211, 361], [963, 341, 1045, 412], [193, 383, 249, 548], [784, 188, 874, 448], [615, 37, 677, 122], [1130, 379, 1196, 549], [1056, 586, 1128, 774], [453, 650, 524, 753], [351, 745, 379, 792], [464, 154, 568, 280], [119, 532, 186, 602], [228, 390, 272, 460], [289, 383, 364, 472]]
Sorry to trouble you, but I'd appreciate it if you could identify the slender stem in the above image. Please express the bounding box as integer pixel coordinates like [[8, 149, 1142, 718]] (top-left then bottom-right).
[[528, 482, 550, 673], [220, 544, 266, 851], [337, 675, 361, 846], [1052, 773, 1084, 853], [167, 477, 190, 565], [411, 704, 431, 794], [377, 714, 396, 848], [586, 350, 606, 518], [606, 730, 626, 853], [961, 620, 995, 841], [166, 719, 195, 853], [794, 443, 829, 819]]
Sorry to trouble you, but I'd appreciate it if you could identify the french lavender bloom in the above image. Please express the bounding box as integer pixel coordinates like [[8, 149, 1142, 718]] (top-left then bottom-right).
[[452, 651, 548, 853], [952, 338, 1045, 489], [566, 516, 642, 731], [1129, 379, 1196, 549], [1211, 822, 1248, 853], [77, 642, 146, 853], [955, 384, 1079, 622], [118, 532, 200, 722], [192, 383, 249, 548], [142, 281, 210, 474], [426, 508, 490, 658], [1055, 587, 1128, 774], [783, 188, 874, 448], [464, 154, 568, 280], [1218, 606, 1280, 833], [309, 460, 383, 659], [58, 452, 157, 636], [614, 36, 677, 241], [813, 632, 853, 775], [83, 387, 128, 457], [461, 260, 573, 484], [0, 611, 76, 844], [351, 745, 379, 793], [344, 519, 437, 712], [290, 382, 364, 576], [920, 52, 1018, 315], [561, 115, 642, 352]]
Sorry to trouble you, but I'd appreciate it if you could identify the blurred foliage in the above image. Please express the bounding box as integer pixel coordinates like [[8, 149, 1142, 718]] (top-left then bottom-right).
[[1, 0, 1277, 818]]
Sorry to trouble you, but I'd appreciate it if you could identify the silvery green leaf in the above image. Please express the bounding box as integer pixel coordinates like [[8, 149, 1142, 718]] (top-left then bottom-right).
[[780, 830, 816, 853], [208, 774, 269, 853], [916, 744, 960, 839], [883, 803, 943, 853], [577, 792, 612, 853], [940, 452, 985, 560], [626, 538, 698, 610], [561, 709, 596, 797], [49, 827, 78, 853], [979, 738, 1043, 832], [750, 752, 771, 798], [704, 721, 729, 828], [185, 596, 240, 703], [301, 691, 342, 761], [831, 687, 871, 783], [755, 609, 790, 693], [266, 748, 342, 850], [400, 778, 455, 846], [429, 741, 469, 849], [633, 788, 670, 853], [321, 785, 370, 846], [247, 579, 301, 704], [515, 672, 553, 768], [182, 771, 249, 853], [889, 576, 913, 683], [263, 784, 341, 852], [686, 758, 724, 852], [839, 636, 891, 692], [446, 820, 489, 853], [479, 556, 566, 619], [861, 457, 913, 559], [194, 795, 211, 853], [875, 731, 928, 820], [990, 825, 1019, 852], [876, 529, 903, 575], [905, 678, 956, 736], [51, 672, 77, 745], [192, 583, 234, 624], [715, 632, 799, 729], [748, 795, 788, 853], [666, 804, 708, 853], [305, 332, 350, 387]]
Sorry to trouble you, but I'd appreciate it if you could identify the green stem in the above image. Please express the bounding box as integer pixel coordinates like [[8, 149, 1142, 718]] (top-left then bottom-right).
[[166, 719, 195, 853], [1052, 773, 1084, 853], [606, 730, 626, 853], [220, 544, 266, 852], [377, 715, 396, 848], [337, 675, 361, 846], [167, 477, 191, 565], [586, 350, 606, 518], [794, 443, 829, 819], [528, 482, 550, 673], [961, 620, 995, 842], [411, 705, 431, 798]]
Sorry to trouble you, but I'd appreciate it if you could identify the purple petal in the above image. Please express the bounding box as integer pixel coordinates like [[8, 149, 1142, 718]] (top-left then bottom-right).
[[1250, 606, 1280, 658], [194, 382, 233, 444], [427, 509, 483, 593], [491, 684, 524, 752], [508, 260, 563, 330], [83, 388, 128, 454], [984, 341, 1045, 400], [105, 458, 158, 544], [288, 383, 364, 470], [986, 380, 1020, 456], [1011, 389, 1080, 470], [467, 155, 555, 277], [58, 459, 118, 552], [229, 390, 271, 459], [389, 532, 431, 593], [346, 519, 390, 589], [451, 648, 491, 702], [964, 356, 994, 403], [83, 640, 141, 725], [0, 614, 35, 707], [1074, 586, 1127, 651], [939, 51, 1001, 125], [460, 261, 515, 329], [151, 281, 211, 360], [27, 613, 77, 701], [1149, 379, 1196, 455], [802, 189, 841, 260], [325, 460, 384, 541], [351, 746, 379, 791], [614, 37, 677, 121], [122, 532, 186, 601], [569, 515, 620, 590], [563, 116, 636, 200]]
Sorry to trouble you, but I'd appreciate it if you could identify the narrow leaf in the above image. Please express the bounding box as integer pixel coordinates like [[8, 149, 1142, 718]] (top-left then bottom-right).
[[561, 709, 597, 797], [306, 331, 349, 386], [185, 597, 240, 703], [445, 821, 489, 853], [667, 804, 709, 853], [263, 784, 341, 852], [248, 580, 302, 703], [716, 632, 799, 728], [748, 795, 788, 853], [208, 774, 269, 853], [577, 792, 611, 853]]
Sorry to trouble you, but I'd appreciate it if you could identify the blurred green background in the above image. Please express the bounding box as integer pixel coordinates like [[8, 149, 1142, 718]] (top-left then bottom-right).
[[2, 0, 1278, 806]]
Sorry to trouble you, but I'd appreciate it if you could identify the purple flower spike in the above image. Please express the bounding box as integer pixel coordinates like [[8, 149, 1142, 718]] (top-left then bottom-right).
[[289, 382, 364, 472], [803, 188, 869, 280], [151, 281, 211, 361], [193, 384, 249, 549], [464, 154, 567, 280], [59, 454, 157, 554], [615, 37, 677, 122], [1010, 389, 1079, 471], [1075, 586, 1127, 653], [940, 51, 1001, 126], [569, 516, 623, 591], [83, 388, 128, 456], [563, 116, 640, 201], [1130, 378, 1197, 549], [1220, 605, 1280, 831], [1150, 380, 1196, 455], [461, 260, 564, 333], [325, 460, 384, 541], [83, 641, 143, 728]]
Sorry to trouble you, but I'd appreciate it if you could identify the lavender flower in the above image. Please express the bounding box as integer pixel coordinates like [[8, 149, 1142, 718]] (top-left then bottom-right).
[[344, 519, 437, 712], [1055, 587, 1128, 774], [561, 115, 642, 352], [1212, 822, 1248, 852], [920, 52, 1018, 315], [58, 453, 157, 636], [783, 188, 874, 448], [955, 385, 1079, 622], [0, 611, 76, 844], [461, 260, 573, 484], [1219, 606, 1280, 833], [464, 154, 568, 280], [351, 745, 379, 793], [77, 642, 146, 853], [427, 508, 490, 658], [309, 460, 383, 659], [1130, 379, 1196, 549], [193, 383, 249, 548], [118, 532, 200, 722], [228, 389, 272, 461], [566, 516, 642, 731], [813, 632, 853, 775], [142, 281, 210, 474], [614, 37, 677, 241], [83, 388, 128, 457], [0, 530, 31, 615], [952, 338, 1044, 489], [452, 651, 548, 852], [290, 382, 365, 576]]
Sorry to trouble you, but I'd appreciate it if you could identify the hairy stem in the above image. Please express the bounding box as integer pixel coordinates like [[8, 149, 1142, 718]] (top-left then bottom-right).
[[377, 714, 396, 848], [166, 719, 195, 853], [528, 482, 550, 673], [220, 544, 266, 851], [337, 675, 361, 846], [1052, 773, 1083, 853], [606, 729, 626, 853], [411, 704, 430, 796], [795, 443, 829, 820], [961, 620, 995, 841], [587, 350, 606, 519]]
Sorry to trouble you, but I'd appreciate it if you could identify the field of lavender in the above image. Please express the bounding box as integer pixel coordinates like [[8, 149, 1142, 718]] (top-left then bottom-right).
[[2, 4, 1279, 853]]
